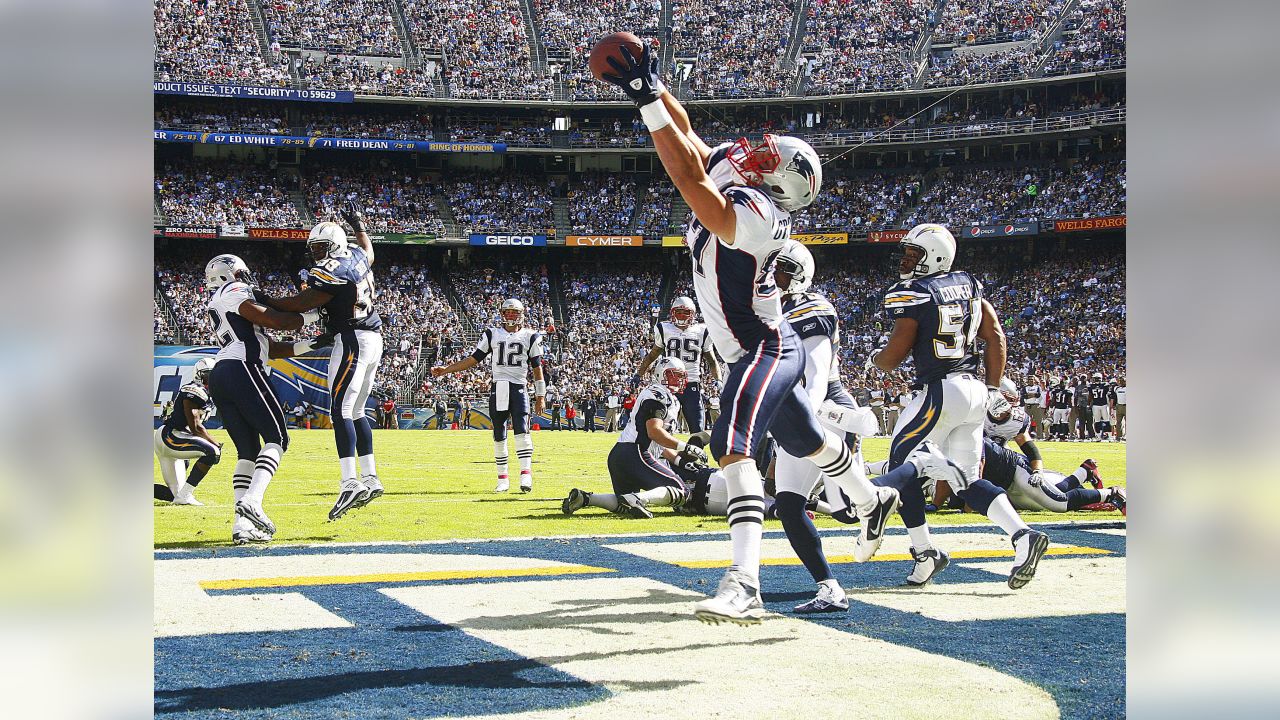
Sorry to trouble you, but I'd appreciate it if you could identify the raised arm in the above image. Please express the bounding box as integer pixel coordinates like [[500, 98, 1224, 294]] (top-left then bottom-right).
[[341, 200, 374, 266]]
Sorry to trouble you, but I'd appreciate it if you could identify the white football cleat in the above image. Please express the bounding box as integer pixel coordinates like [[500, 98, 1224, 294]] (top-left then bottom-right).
[[853, 486, 900, 562], [905, 546, 950, 586], [1009, 528, 1050, 589], [232, 528, 272, 545], [494, 475, 510, 493], [519, 471, 532, 493], [793, 580, 848, 614], [328, 479, 371, 521], [359, 475, 383, 507], [235, 500, 276, 535], [694, 567, 766, 625]]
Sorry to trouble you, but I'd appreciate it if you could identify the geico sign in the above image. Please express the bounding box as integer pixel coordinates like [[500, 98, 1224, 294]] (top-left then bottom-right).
[[486, 235, 536, 245]]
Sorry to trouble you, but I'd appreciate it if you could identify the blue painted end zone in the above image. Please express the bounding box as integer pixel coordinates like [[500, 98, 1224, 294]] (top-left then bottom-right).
[[157, 522, 1125, 719]]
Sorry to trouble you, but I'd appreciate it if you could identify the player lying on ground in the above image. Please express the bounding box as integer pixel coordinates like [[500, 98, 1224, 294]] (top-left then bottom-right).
[[202, 254, 330, 544], [924, 441, 1127, 516], [254, 202, 385, 521], [600, 39, 899, 625], [865, 224, 1050, 589], [561, 357, 707, 518], [154, 357, 219, 506], [432, 298, 546, 493]]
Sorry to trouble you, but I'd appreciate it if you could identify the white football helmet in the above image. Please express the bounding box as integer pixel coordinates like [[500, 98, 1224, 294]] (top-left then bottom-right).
[[774, 240, 815, 295], [899, 223, 957, 279], [499, 299, 525, 330], [193, 357, 215, 385], [670, 296, 696, 328], [654, 356, 688, 395], [726, 134, 822, 212], [204, 254, 253, 290], [999, 376, 1019, 404], [308, 220, 349, 260]]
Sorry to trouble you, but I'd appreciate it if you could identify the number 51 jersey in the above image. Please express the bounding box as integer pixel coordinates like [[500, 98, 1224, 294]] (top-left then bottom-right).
[[307, 245, 381, 333], [473, 327, 544, 385], [882, 271, 984, 386]]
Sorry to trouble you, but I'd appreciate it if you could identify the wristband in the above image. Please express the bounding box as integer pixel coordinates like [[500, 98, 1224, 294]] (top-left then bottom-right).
[[1020, 440, 1043, 464], [292, 340, 314, 356], [639, 101, 673, 132], [674, 441, 687, 455], [534, 379, 546, 397], [301, 309, 321, 325]]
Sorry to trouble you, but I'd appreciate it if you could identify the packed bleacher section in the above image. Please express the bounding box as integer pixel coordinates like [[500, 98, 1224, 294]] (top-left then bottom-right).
[[554, 262, 664, 412], [154, 0, 1124, 100], [300, 107, 434, 140], [634, 180, 675, 236], [401, 0, 553, 100], [155, 244, 299, 346], [444, 172, 556, 235], [302, 167, 448, 235], [367, 262, 464, 397], [261, 0, 402, 56], [155, 300, 178, 345], [800, 0, 930, 95], [900, 155, 1124, 227], [1042, 0, 1126, 76], [568, 173, 637, 234], [790, 170, 922, 233], [923, 44, 1041, 87], [535, 0, 660, 102], [155, 102, 288, 134], [156, 160, 301, 227], [153, 0, 291, 85], [931, 0, 1066, 46], [673, 0, 797, 98], [448, 115, 550, 145]]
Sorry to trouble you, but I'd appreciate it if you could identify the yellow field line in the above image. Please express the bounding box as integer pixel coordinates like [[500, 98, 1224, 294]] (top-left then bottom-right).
[[201, 564, 615, 591], [673, 546, 1110, 569]]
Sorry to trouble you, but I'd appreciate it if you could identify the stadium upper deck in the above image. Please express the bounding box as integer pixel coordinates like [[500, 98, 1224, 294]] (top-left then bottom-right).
[[153, 0, 1125, 102]]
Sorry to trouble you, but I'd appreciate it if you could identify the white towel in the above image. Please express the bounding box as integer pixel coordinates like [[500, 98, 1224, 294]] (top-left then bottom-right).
[[494, 381, 510, 412]]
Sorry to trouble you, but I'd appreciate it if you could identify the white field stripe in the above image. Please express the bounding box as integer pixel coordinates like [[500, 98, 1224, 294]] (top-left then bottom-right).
[[154, 521, 1124, 554], [386, 577, 1060, 719]]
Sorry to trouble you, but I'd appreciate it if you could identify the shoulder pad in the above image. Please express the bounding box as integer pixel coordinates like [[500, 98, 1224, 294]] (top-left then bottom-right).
[[883, 280, 932, 308], [723, 185, 773, 220], [309, 266, 347, 285], [180, 383, 209, 401]]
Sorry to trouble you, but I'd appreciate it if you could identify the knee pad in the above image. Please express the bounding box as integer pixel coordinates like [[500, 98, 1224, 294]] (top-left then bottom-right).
[[957, 478, 1004, 515], [203, 449, 221, 466]]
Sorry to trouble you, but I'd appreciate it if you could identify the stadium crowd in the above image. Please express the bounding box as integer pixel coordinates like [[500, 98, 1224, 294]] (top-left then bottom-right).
[[923, 45, 1041, 87], [931, 0, 1066, 45], [633, 180, 676, 235], [444, 172, 556, 235], [261, 0, 403, 56], [153, 0, 291, 85], [790, 169, 921, 233], [800, 0, 929, 95], [301, 107, 435, 140], [402, 0, 553, 99], [1042, 0, 1126, 76], [673, 0, 797, 98], [536, 0, 660, 101], [156, 161, 301, 228], [303, 167, 448, 235], [568, 173, 637, 234]]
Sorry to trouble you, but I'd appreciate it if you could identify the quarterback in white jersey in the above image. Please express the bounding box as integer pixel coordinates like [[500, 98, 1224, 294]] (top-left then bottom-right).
[[637, 296, 720, 433], [561, 358, 708, 519], [201, 254, 329, 544], [598, 41, 897, 624], [432, 299, 546, 492]]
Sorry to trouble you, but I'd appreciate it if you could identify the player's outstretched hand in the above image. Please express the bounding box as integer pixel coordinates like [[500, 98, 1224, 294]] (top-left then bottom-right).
[[340, 200, 366, 234], [600, 43, 664, 107], [864, 353, 880, 374]]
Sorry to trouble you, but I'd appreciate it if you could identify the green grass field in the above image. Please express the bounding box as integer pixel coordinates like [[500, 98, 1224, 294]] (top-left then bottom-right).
[[153, 429, 1126, 548]]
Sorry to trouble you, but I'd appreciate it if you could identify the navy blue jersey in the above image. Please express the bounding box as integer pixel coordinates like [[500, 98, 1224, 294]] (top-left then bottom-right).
[[308, 246, 381, 332], [1088, 383, 1111, 407], [783, 291, 841, 383], [1049, 387, 1073, 408], [982, 437, 1028, 489], [883, 271, 984, 386], [163, 382, 211, 434]]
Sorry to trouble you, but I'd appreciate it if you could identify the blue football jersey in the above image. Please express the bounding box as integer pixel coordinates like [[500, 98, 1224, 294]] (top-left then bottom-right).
[[882, 271, 983, 386], [307, 246, 381, 332]]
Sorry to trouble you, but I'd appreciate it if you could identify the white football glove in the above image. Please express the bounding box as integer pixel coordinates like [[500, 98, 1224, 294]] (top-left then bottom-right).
[[1026, 471, 1044, 488], [986, 387, 1012, 417]]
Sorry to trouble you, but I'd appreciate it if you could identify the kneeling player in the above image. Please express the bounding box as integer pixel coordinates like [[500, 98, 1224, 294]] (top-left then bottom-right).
[[154, 357, 220, 506], [561, 358, 707, 518]]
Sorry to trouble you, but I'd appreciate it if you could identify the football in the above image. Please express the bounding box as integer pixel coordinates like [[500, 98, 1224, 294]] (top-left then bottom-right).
[[589, 32, 645, 82]]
